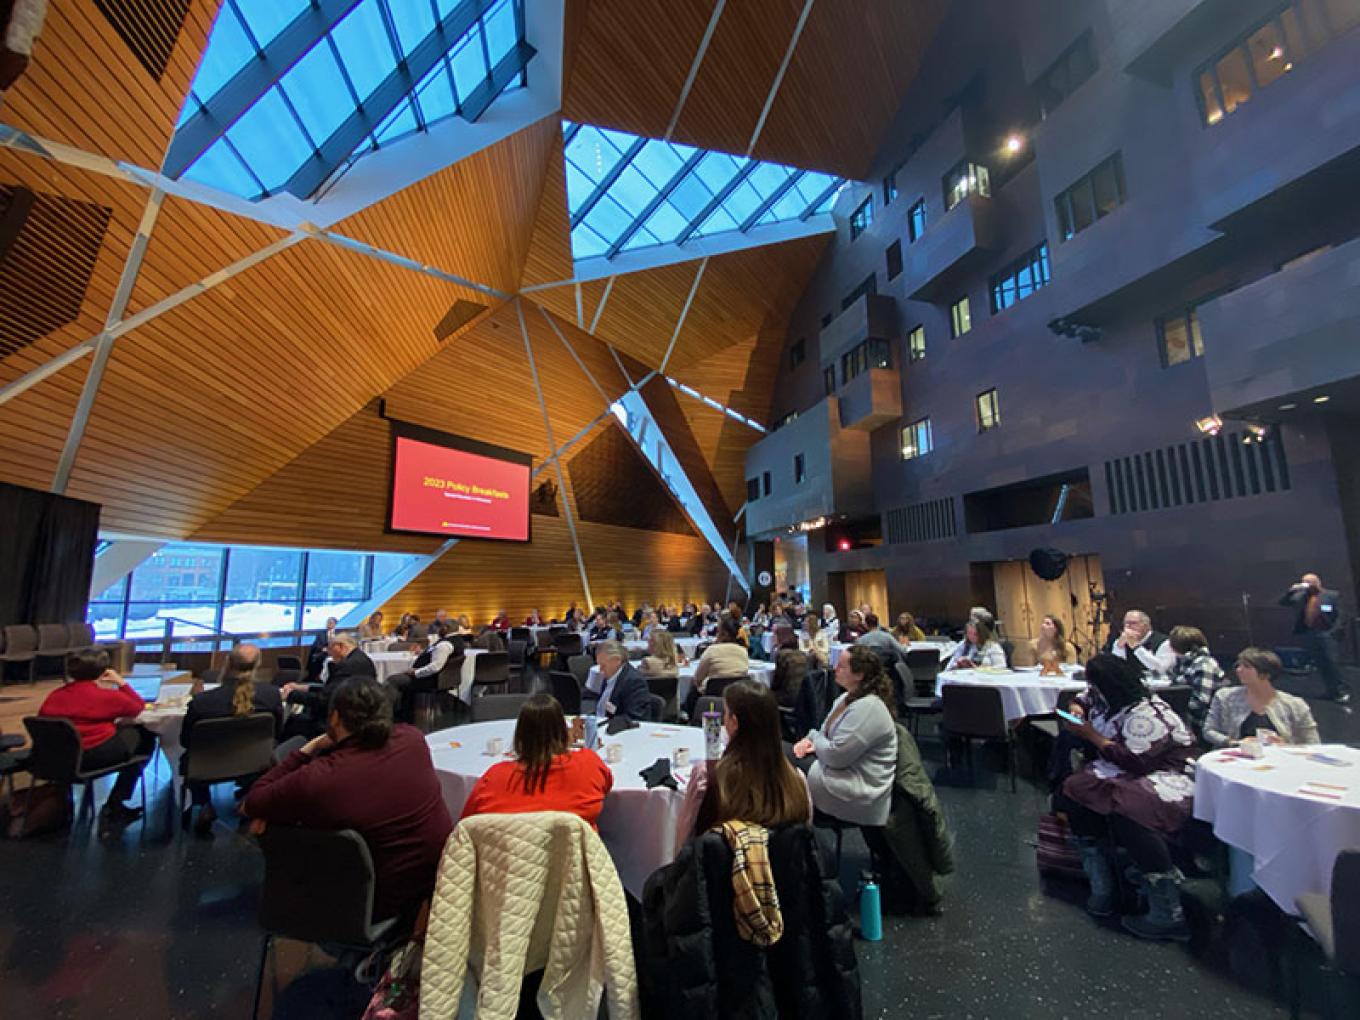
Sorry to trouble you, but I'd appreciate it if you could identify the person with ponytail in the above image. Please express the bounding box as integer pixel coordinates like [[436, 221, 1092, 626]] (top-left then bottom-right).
[[180, 643, 283, 836]]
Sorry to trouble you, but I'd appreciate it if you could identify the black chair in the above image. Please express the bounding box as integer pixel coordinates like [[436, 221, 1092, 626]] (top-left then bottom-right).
[[509, 626, 532, 647], [277, 655, 304, 672], [549, 670, 581, 715], [21, 716, 150, 831], [1158, 684, 1193, 721], [567, 654, 593, 692], [201, 669, 223, 686], [793, 668, 831, 737], [253, 827, 399, 1020], [693, 695, 723, 724], [646, 674, 679, 721], [507, 639, 530, 686], [553, 633, 584, 669], [471, 651, 511, 697], [1291, 848, 1360, 1020], [1000, 639, 1015, 668], [704, 675, 745, 701], [271, 668, 302, 688], [37, 623, 78, 660], [640, 692, 665, 722], [411, 652, 466, 732], [891, 661, 914, 714], [1, 625, 38, 684], [471, 692, 529, 722], [939, 685, 1016, 792], [902, 650, 943, 736], [179, 713, 277, 821]]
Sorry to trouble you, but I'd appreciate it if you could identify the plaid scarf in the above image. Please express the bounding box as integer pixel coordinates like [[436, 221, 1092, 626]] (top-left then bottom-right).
[[713, 820, 784, 946]]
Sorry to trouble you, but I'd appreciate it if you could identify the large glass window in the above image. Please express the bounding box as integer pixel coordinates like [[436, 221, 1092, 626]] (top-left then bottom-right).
[[850, 196, 874, 240], [88, 543, 421, 643], [1158, 309, 1206, 367], [950, 296, 972, 337], [886, 239, 903, 281], [840, 338, 892, 384], [907, 325, 926, 363], [901, 418, 933, 460], [1034, 30, 1098, 117], [907, 199, 927, 242], [976, 389, 1001, 431]]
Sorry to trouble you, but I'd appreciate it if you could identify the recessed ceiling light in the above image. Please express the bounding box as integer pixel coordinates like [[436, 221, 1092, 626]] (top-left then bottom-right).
[[1005, 134, 1024, 154], [1314, 395, 1331, 403], [1278, 403, 1296, 410]]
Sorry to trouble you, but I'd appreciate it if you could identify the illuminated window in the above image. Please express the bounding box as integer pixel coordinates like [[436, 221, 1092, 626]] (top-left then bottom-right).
[[901, 418, 933, 460], [907, 325, 926, 362], [976, 389, 1001, 431], [850, 196, 874, 240], [907, 199, 927, 241], [990, 242, 1052, 312], [943, 160, 990, 211], [1158, 309, 1205, 367], [950, 296, 972, 337]]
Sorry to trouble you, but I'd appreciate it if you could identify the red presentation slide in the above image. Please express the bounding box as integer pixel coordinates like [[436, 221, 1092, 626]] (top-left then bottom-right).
[[390, 436, 530, 540]]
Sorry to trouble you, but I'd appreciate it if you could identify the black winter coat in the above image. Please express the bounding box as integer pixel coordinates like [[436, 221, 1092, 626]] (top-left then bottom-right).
[[640, 824, 861, 1020]]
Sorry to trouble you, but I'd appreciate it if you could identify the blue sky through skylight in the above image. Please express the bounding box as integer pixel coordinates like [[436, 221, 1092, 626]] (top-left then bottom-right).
[[563, 121, 843, 262], [173, 0, 529, 201]]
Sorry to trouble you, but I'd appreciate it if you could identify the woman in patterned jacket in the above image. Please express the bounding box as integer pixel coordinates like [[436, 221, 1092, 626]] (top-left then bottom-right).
[[1056, 654, 1197, 942]]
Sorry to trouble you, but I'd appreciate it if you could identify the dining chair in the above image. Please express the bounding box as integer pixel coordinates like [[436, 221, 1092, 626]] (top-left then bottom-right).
[[471, 693, 529, 723], [939, 685, 1016, 791], [1291, 848, 1360, 1020], [179, 713, 277, 832], [21, 716, 151, 832]]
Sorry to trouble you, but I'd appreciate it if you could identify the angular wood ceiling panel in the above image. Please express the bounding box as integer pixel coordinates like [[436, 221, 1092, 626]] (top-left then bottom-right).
[[5, 0, 215, 167], [518, 126, 575, 289], [63, 237, 458, 536], [333, 116, 560, 298]]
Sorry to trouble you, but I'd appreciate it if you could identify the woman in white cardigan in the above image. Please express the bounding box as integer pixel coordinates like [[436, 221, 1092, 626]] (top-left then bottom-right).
[[1203, 647, 1321, 747], [793, 645, 898, 826]]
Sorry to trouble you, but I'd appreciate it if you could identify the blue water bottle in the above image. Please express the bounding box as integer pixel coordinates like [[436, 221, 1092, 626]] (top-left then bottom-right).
[[859, 873, 883, 941]]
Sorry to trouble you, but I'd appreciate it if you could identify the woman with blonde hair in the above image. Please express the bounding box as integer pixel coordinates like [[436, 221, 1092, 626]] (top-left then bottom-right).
[[642, 629, 681, 676], [800, 613, 831, 669]]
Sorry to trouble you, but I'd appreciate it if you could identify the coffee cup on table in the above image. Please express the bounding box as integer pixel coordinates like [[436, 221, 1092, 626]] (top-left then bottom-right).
[[605, 742, 624, 764], [1239, 736, 1264, 759], [671, 747, 690, 769], [486, 736, 505, 755]]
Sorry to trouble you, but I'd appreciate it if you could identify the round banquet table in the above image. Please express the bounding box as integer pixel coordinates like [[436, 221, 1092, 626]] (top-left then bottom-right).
[[426, 720, 709, 896], [588, 660, 776, 706], [369, 650, 415, 685], [827, 639, 948, 667], [674, 636, 702, 659], [1194, 743, 1360, 913], [935, 666, 1089, 724]]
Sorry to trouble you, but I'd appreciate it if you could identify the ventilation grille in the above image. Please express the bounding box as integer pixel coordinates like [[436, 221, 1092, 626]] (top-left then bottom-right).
[[569, 421, 695, 536], [530, 477, 560, 517], [94, 0, 192, 81], [1104, 429, 1290, 515], [886, 496, 956, 544], [433, 299, 488, 342], [0, 186, 112, 358]]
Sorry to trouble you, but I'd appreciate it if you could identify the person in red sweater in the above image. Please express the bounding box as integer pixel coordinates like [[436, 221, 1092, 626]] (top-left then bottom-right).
[[243, 678, 452, 924], [38, 649, 153, 830], [461, 693, 613, 828]]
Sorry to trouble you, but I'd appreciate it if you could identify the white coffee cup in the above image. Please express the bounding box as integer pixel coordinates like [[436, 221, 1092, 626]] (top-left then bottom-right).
[[671, 747, 690, 768], [605, 742, 624, 764], [486, 736, 505, 755]]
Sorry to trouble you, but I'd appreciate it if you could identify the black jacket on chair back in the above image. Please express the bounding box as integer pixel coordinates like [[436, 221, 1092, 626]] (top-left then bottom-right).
[[640, 824, 861, 1019]]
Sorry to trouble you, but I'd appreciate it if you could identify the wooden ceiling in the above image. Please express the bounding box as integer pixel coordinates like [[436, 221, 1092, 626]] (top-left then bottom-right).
[[0, 0, 944, 553]]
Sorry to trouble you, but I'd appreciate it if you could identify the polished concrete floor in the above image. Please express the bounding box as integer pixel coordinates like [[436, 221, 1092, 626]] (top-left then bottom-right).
[[0, 668, 1355, 1018]]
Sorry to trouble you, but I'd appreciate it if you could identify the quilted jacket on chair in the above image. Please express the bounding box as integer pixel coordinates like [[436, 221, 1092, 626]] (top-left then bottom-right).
[[640, 824, 862, 1019], [420, 811, 638, 1020]]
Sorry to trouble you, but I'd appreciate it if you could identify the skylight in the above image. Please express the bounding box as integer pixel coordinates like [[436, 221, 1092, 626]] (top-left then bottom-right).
[[563, 121, 842, 262], [167, 0, 533, 201]]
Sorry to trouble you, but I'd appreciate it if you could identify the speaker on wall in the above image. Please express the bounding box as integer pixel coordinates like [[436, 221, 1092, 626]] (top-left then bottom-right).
[[1028, 547, 1069, 581]]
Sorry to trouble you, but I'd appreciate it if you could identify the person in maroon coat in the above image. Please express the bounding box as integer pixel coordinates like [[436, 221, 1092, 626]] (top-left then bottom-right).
[[243, 678, 453, 923]]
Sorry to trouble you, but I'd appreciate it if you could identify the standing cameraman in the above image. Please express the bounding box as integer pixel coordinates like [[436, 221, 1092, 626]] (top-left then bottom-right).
[[1279, 572, 1351, 704]]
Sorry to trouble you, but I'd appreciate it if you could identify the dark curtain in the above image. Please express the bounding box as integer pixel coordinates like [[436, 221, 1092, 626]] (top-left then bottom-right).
[[0, 481, 101, 627]]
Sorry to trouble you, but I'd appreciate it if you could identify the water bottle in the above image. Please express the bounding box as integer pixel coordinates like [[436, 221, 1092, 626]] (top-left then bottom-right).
[[859, 872, 883, 941], [583, 714, 599, 750]]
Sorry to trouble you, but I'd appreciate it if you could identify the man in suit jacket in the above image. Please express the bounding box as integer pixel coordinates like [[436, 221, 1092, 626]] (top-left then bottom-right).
[[306, 617, 338, 681], [590, 640, 653, 721], [283, 631, 376, 736]]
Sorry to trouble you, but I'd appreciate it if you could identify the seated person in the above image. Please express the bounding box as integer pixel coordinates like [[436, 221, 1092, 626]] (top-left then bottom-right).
[[641, 629, 682, 676], [678, 681, 811, 848], [1203, 647, 1320, 747], [584, 640, 654, 721], [800, 614, 831, 669], [39, 649, 153, 832], [1166, 625, 1227, 735], [892, 612, 926, 644], [1104, 609, 1174, 675], [358, 611, 385, 641], [684, 617, 750, 718], [461, 693, 613, 828], [455, 614, 474, 637], [180, 642, 282, 835], [792, 646, 897, 827], [306, 617, 338, 681], [387, 623, 461, 717], [840, 609, 867, 644], [524, 609, 544, 626], [769, 623, 809, 711], [1029, 615, 1076, 665], [944, 618, 1006, 670], [855, 613, 906, 671], [1056, 655, 1196, 941], [281, 631, 375, 738], [586, 612, 616, 643], [472, 628, 505, 653], [489, 611, 512, 633], [244, 679, 453, 925]]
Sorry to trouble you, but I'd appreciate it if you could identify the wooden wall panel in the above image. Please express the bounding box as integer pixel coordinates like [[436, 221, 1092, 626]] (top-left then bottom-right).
[[6, 0, 216, 167], [333, 117, 561, 297], [378, 513, 735, 627]]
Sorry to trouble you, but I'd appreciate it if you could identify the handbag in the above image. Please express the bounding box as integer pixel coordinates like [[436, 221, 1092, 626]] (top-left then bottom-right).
[[1034, 812, 1084, 881], [3, 781, 70, 839], [361, 938, 422, 1020]]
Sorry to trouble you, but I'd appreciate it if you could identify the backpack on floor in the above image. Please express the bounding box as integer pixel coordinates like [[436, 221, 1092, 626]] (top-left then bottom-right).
[[3, 782, 70, 839]]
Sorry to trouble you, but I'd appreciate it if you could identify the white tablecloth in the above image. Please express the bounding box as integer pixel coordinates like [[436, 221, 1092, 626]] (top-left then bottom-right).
[[362, 639, 396, 654], [1194, 744, 1360, 912], [427, 721, 708, 895], [675, 636, 702, 660], [370, 651, 415, 685], [935, 666, 1088, 723], [827, 640, 948, 667]]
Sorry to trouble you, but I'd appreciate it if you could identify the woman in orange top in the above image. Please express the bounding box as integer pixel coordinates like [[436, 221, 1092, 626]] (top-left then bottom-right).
[[460, 693, 613, 828]]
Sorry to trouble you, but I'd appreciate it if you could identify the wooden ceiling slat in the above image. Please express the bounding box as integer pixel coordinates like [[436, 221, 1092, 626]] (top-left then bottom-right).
[[518, 127, 575, 289]]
